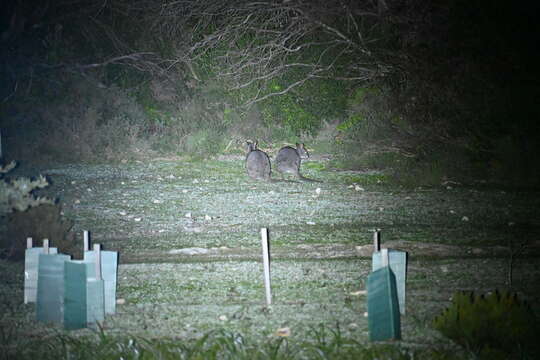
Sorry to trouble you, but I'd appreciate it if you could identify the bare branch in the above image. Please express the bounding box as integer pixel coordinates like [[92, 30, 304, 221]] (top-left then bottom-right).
[[170, 0, 389, 105]]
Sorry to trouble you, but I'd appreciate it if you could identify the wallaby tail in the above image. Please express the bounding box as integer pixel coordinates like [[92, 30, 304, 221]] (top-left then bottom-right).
[[269, 178, 299, 183], [299, 175, 322, 183]]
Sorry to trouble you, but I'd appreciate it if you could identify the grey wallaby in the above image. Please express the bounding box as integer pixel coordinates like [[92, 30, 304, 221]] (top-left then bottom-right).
[[245, 141, 272, 181], [275, 143, 321, 182]]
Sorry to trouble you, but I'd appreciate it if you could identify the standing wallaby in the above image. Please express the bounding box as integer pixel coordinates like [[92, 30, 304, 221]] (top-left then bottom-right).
[[245, 141, 271, 181], [275, 143, 321, 182]]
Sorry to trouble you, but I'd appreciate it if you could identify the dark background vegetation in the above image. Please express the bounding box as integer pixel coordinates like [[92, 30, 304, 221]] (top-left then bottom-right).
[[1, 0, 539, 187]]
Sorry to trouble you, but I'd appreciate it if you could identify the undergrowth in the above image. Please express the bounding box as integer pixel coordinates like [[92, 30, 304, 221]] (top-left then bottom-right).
[[2, 325, 460, 360]]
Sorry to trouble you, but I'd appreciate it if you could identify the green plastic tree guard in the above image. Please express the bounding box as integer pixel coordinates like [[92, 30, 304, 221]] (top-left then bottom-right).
[[84, 250, 118, 314], [64, 261, 89, 330], [36, 253, 70, 325], [24, 247, 57, 304], [367, 265, 402, 341], [86, 276, 105, 325], [372, 249, 407, 314], [63, 260, 105, 330]]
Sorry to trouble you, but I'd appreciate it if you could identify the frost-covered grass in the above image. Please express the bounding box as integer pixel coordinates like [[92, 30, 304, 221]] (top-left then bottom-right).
[[2, 158, 540, 358], [24, 158, 540, 260]]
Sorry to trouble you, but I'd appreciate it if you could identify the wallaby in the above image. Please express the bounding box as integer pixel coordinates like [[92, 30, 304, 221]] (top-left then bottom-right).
[[275, 143, 321, 182], [245, 141, 272, 181]]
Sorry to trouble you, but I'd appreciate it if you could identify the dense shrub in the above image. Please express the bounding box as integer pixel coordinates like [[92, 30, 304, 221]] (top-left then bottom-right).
[[433, 290, 539, 358], [3, 204, 77, 261], [0, 162, 75, 260]]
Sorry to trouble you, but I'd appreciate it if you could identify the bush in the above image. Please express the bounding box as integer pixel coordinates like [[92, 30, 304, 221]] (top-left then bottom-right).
[[433, 290, 539, 358], [3, 204, 77, 261], [3, 74, 149, 164], [0, 162, 53, 216], [0, 162, 75, 260]]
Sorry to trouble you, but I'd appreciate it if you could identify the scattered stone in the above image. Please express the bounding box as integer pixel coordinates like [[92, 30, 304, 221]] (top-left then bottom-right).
[[275, 327, 291, 337], [350, 290, 367, 296], [472, 248, 483, 255]]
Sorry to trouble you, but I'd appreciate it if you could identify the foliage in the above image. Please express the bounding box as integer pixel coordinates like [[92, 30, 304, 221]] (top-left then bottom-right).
[[2, 74, 150, 163], [0, 324, 464, 360], [1, 0, 538, 187], [258, 78, 348, 137], [433, 290, 539, 358], [3, 203, 77, 261], [0, 162, 54, 216], [0, 162, 75, 260]]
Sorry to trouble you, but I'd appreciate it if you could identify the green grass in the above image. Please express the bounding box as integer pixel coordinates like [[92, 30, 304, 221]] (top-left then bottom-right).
[[4, 325, 463, 360]]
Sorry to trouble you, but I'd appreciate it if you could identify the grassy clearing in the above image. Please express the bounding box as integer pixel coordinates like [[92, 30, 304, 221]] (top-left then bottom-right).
[[27, 158, 540, 259], [2, 157, 540, 358]]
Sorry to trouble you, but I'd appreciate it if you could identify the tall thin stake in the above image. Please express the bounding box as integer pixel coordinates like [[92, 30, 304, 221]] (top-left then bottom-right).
[[373, 230, 381, 252], [260, 228, 272, 306], [27, 237, 33, 249], [43, 239, 49, 254], [93, 244, 102, 280], [84, 231, 90, 252]]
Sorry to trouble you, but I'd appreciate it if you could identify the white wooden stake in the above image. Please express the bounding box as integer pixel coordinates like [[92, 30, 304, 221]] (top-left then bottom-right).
[[260, 228, 272, 306], [373, 230, 381, 252], [381, 248, 389, 267], [84, 230, 90, 252], [43, 239, 49, 254], [27, 237, 33, 249], [94, 244, 102, 280]]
